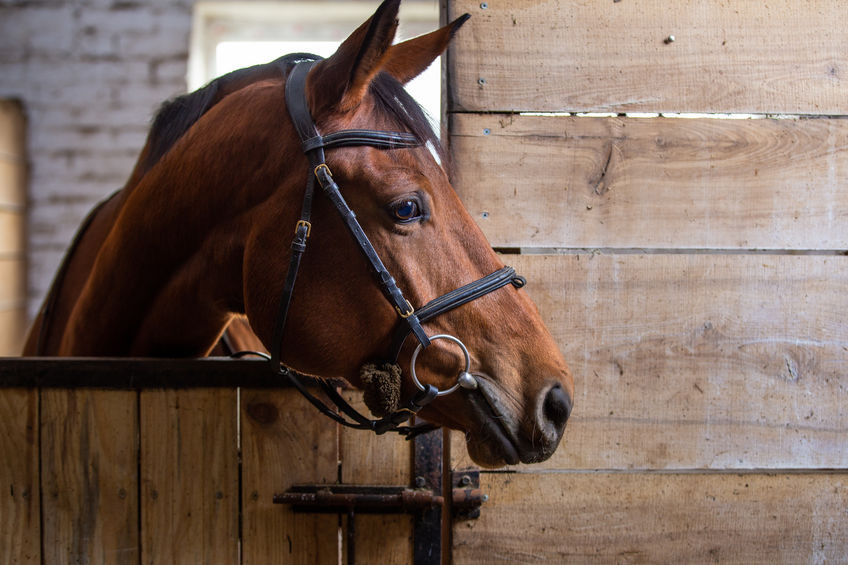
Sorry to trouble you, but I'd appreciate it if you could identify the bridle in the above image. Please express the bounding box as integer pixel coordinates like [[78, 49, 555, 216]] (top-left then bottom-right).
[[269, 59, 525, 436]]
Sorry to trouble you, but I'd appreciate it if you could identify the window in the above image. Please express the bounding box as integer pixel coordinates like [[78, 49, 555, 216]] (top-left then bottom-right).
[[189, 2, 441, 127]]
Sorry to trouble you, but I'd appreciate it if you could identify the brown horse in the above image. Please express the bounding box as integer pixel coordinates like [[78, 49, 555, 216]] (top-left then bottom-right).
[[23, 0, 573, 467]]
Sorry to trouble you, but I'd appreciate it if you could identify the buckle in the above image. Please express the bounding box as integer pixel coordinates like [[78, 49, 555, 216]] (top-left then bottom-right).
[[295, 220, 311, 238], [314, 163, 332, 180], [395, 299, 415, 319]]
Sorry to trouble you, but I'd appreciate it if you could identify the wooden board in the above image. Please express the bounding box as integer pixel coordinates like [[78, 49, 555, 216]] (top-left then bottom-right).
[[0, 389, 39, 564], [452, 253, 848, 471], [339, 391, 413, 565], [0, 100, 25, 158], [0, 210, 24, 256], [140, 389, 239, 564], [0, 159, 26, 207], [241, 389, 339, 564], [40, 390, 139, 564], [447, 0, 848, 114], [451, 114, 848, 250], [0, 257, 25, 305], [453, 472, 848, 564]]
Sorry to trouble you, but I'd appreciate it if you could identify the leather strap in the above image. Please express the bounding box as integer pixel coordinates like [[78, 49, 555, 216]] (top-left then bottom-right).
[[266, 59, 528, 436], [385, 266, 526, 363]]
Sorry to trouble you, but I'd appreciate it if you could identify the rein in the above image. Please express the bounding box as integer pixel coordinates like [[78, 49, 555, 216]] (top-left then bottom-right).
[[269, 59, 526, 436]]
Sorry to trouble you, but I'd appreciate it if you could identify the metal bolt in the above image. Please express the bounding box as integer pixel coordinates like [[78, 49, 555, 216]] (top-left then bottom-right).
[[482, 128, 491, 135], [480, 2, 488, 9], [415, 476, 427, 488], [459, 475, 472, 487], [481, 211, 490, 219], [478, 77, 487, 86], [664, 35, 675, 44]]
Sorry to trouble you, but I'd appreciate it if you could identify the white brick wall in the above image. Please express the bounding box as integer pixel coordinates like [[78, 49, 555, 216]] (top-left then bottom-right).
[[0, 0, 193, 317]]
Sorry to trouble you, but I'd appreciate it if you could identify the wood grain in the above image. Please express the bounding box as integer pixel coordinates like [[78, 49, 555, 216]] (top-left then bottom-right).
[[339, 391, 413, 565], [0, 100, 25, 159], [452, 253, 848, 471], [241, 389, 339, 565], [447, 0, 848, 114], [40, 390, 138, 564], [451, 114, 848, 250], [0, 389, 39, 564], [140, 389, 239, 565], [0, 159, 26, 207], [453, 472, 848, 564], [0, 210, 25, 256]]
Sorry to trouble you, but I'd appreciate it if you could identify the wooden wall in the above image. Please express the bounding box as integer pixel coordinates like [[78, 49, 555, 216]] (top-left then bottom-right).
[[445, 1, 848, 562], [0, 386, 416, 564], [0, 100, 27, 356]]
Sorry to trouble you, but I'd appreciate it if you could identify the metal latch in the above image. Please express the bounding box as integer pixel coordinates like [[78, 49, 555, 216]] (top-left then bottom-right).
[[272, 430, 484, 565], [273, 476, 485, 517]]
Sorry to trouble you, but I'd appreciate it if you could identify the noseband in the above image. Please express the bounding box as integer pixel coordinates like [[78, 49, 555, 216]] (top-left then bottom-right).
[[269, 59, 525, 436]]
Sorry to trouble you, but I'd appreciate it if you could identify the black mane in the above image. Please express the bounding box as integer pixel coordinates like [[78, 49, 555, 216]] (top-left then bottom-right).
[[141, 53, 445, 176]]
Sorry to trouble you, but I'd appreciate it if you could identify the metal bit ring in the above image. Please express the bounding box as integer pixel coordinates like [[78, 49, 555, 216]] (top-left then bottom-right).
[[410, 334, 476, 397]]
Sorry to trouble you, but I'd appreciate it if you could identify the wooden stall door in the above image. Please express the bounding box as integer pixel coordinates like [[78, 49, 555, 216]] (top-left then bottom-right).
[[445, 1, 848, 563], [241, 388, 418, 564]]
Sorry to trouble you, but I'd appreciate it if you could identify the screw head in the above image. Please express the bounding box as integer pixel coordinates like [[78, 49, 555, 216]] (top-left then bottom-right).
[[480, 2, 488, 9], [460, 475, 472, 486]]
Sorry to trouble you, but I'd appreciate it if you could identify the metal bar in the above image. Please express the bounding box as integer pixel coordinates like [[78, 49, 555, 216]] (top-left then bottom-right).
[[413, 428, 443, 565], [0, 357, 348, 389], [272, 487, 442, 514]]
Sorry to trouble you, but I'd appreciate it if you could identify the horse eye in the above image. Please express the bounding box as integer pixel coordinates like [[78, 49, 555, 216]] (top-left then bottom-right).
[[390, 199, 421, 222]]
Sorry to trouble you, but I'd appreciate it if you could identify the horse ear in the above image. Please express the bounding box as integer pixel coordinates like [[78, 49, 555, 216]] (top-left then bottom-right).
[[308, 0, 400, 113], [382, 14, 470, 85]]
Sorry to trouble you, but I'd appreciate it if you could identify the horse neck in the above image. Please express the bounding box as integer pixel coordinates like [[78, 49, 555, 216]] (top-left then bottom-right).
[[58, 94, 298, 356]]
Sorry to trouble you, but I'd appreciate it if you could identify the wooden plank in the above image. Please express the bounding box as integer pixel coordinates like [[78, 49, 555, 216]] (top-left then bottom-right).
[[0, 258, 25, 305], [451, 114, 848, 250], [0, 100, 25, 159], [0, 159, 26, 207], [140, 389, 239, 565], [241, 388, 339, 564], [0, 357, 347, 388], [40, 389, 139, 564], [447, 0, 848, 114], [0, 389, 39, 564], [453, 472, 848, 564], [452, 254, 848, 471], [0, 309, 27, 356], [339, 391, 413, 565], [0, 210, 24, 256]]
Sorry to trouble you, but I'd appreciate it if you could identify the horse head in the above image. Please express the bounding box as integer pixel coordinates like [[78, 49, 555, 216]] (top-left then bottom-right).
[[27, 0, 573, 468], [240, 0, 574, 466]]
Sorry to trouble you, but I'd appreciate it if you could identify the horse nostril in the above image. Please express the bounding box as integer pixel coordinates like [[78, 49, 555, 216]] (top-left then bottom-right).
[[543, 383, 572, 430]]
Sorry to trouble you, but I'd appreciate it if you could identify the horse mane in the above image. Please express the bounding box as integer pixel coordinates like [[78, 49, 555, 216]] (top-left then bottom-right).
[[140, 53, 445, 176], [140, 53, 313, 175]]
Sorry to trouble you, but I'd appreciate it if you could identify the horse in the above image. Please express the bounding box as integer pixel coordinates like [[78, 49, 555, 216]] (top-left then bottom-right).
[[23, 0, 574, 467]]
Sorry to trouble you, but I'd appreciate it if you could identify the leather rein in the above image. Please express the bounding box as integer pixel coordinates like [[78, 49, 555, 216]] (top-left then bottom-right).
[[265, 59, 526, 436]]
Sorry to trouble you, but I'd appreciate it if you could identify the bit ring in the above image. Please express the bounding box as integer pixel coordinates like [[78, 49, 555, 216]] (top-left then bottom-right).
[[410, 334, 475, 397]]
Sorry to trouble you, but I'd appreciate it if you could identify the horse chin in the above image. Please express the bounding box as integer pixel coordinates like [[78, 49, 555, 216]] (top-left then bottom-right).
[[462, 375, 564, 468], [463, 378, 523, 468]]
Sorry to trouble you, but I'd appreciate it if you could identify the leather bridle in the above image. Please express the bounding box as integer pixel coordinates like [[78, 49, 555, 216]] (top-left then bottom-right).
[[269, 59, 525, 436]]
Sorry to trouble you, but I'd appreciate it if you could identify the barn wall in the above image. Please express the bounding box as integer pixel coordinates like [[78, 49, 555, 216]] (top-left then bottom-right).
[[0, 0, 429, 325], [445, 1, 848, 562], [0, 0, 193, 319]]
